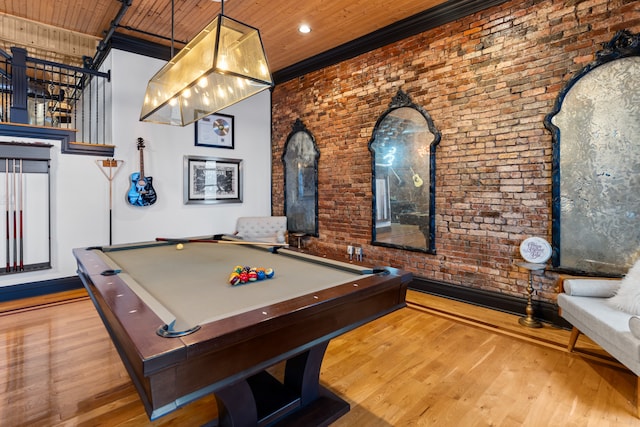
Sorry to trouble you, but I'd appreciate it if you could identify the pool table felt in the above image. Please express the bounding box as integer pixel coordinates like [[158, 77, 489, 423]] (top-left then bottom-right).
[[93, 243, 371, 332]]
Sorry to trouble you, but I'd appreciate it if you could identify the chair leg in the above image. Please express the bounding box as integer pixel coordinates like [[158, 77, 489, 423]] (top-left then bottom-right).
[[568, 326, 580, 351], [636, 376, 639, 419]]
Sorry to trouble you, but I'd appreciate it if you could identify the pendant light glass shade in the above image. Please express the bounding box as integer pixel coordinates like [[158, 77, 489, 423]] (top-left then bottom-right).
[[140, 15, 273, 126]]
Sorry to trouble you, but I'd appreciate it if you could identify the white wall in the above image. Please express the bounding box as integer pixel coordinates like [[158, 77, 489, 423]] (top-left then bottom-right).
[[0, 48, 272, 287]]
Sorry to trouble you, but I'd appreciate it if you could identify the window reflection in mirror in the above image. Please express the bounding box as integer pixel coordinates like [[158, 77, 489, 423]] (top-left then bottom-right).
[[369, 90, 440, 253], [282, 119, 319, 237]]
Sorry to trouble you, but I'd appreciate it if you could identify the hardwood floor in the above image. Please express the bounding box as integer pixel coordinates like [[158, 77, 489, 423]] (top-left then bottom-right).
[[0, 289, 637, 426]]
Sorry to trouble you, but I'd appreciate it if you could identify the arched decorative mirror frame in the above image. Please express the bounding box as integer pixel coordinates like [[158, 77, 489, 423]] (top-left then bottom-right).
[[368, 89, 441, 253], [282, 118, 320, 237], [544, 30, 640, 276]]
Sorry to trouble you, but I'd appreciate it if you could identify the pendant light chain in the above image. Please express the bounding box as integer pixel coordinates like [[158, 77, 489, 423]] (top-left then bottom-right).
[[170, 0, 175, 57]]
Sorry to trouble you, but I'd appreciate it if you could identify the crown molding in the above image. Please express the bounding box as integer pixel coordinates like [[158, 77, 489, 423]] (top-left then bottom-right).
[[106, 0, 510, 86], [273, 0, 509, 84]]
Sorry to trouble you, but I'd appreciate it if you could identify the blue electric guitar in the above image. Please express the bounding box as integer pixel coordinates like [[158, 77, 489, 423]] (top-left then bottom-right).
[[127, 138, 157, 206]]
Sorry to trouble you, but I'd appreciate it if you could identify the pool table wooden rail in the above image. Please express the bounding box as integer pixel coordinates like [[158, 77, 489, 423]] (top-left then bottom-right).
[[177, 272, 409, 386], [74, 245, 411, 424]]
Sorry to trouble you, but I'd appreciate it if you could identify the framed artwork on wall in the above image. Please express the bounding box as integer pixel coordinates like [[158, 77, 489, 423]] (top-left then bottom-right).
[[195, 113, 234, 149], [183, 155, 242, 204]]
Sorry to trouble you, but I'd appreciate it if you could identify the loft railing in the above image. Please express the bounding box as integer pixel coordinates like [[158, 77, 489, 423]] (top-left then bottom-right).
[[0, 47, 113, 156]]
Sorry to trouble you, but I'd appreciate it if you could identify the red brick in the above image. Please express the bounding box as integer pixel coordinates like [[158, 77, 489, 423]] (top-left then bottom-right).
[[271, 0, 637, 303]]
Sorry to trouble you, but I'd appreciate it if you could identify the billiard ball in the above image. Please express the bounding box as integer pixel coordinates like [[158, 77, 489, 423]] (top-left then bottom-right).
[[228, 272, 240, 286], [265, 268, 274, 279], [176, 243, 184, 250]]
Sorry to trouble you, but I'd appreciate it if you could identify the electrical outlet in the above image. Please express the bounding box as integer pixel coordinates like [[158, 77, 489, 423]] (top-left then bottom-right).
[[355, 247, 363, 261], [347, 245, 354, 260]]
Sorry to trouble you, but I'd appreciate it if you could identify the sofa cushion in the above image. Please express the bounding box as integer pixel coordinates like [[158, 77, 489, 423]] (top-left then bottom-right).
[[630, 316, 640, 340], [563, 278, 620, 297], [558, 293, 640, 376], [609, 258, 640, 315]]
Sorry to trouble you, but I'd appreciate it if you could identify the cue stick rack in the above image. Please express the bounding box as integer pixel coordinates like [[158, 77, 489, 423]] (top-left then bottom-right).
[[0, 141, 52, 275], [95, 158, 124, 245]]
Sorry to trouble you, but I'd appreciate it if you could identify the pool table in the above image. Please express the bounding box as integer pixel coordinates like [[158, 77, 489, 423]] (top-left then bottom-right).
[[73, 239, 411, 426]]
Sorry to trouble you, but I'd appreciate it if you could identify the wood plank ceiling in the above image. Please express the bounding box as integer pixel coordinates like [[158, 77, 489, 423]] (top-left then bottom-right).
[[0, 0, 451, 72]]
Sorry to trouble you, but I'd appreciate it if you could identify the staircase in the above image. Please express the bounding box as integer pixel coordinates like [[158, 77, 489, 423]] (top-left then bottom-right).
[[0, 46, 113, 156]]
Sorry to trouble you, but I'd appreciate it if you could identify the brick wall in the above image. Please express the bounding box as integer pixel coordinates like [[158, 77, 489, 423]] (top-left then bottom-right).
[[271, 0, 640, 303]]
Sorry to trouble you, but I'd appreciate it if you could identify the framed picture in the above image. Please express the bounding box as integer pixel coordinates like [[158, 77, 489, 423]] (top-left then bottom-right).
[[195, 113, 234, 149], [183, 156, 242, 204]]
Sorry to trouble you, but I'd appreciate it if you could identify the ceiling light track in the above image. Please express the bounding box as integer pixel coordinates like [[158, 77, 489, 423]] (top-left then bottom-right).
[[114, 24, 189, 46], [85, 0, 133, 70]]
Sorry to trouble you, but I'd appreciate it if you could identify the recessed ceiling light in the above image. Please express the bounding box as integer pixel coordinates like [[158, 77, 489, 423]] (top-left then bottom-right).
[[299, 24, 311, 34]]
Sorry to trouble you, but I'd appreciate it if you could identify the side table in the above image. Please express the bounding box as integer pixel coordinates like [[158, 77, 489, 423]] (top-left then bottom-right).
[[291, 232, 306, 249], [517, 262, 546, 328]]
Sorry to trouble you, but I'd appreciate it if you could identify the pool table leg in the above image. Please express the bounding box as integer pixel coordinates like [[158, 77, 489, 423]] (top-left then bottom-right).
[[214, 341, 349, 426], [284, 341, 328, 405], [216, 379, 259, 426]]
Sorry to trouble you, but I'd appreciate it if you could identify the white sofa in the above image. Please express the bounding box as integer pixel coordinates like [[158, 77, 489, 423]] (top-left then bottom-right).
[[233, 216, 287, 244], [557, 276, 640, 417]]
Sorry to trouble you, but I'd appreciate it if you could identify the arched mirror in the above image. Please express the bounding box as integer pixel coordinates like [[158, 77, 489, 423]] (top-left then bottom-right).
[[544, 30, 640, 276], [282, 119, 319, 237], [369, 89, 440, 253]]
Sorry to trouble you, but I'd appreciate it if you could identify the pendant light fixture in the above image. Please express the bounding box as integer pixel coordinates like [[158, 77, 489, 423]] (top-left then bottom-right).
[[140, 0, 273, 126]]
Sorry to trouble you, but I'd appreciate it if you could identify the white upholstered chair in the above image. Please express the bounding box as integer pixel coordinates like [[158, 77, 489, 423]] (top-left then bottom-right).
[[234, 216, 287, 243]]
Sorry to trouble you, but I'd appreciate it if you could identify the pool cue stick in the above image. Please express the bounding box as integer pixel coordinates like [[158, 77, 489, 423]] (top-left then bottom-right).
[[5, 159, 9, 272], [155, 237, 289, 247], [107, 160, 120, 245], [109, 161, 113, 245], [19, 159, 23, 271], [12, 159, 17, 271], [96, 159, 124, 246]]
